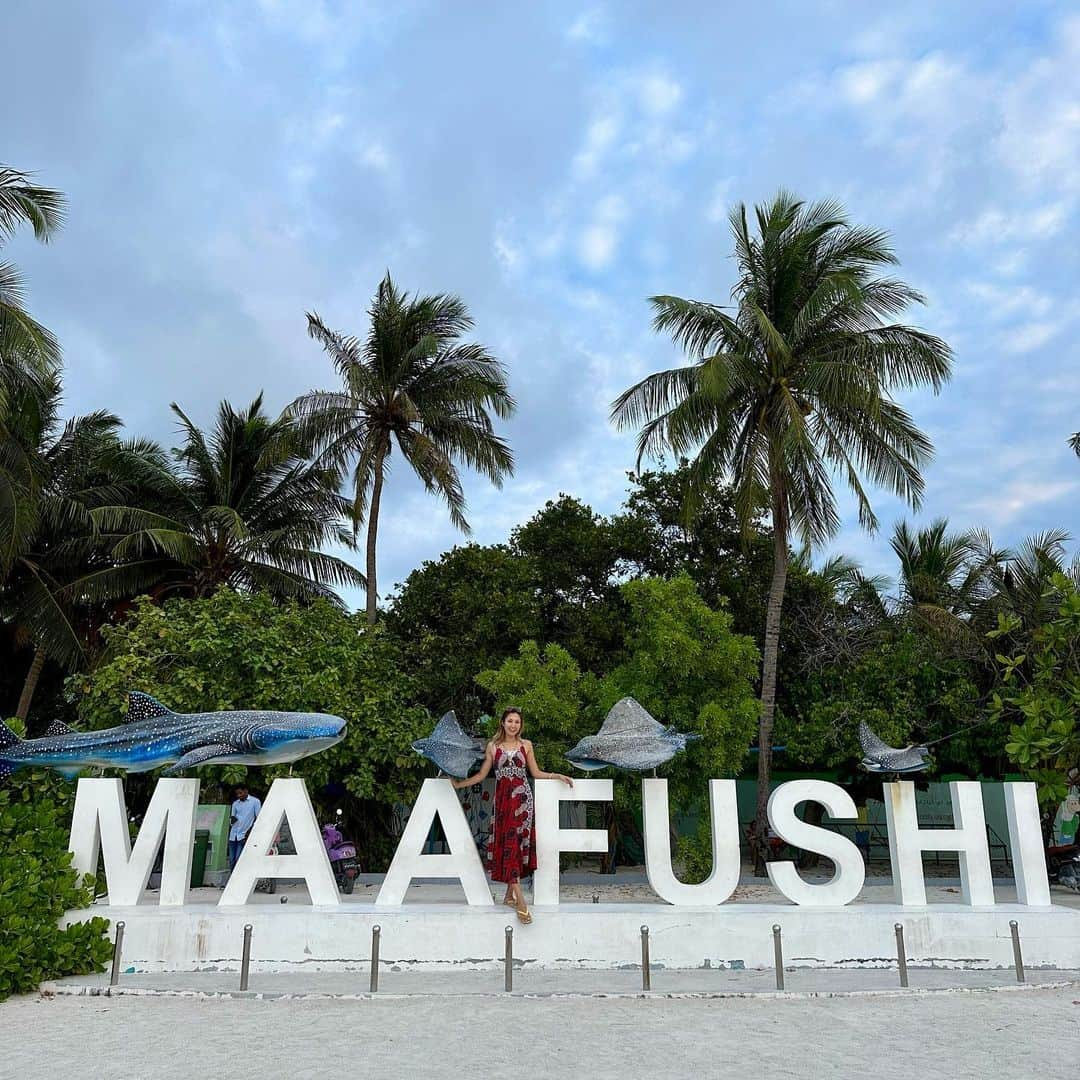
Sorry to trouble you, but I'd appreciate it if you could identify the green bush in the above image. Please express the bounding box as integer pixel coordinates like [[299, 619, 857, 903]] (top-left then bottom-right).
[[0, 759, 111, 1000]]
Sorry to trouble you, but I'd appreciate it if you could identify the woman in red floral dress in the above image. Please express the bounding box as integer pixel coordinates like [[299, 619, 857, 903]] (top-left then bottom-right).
[[453, 707, 573, 923]]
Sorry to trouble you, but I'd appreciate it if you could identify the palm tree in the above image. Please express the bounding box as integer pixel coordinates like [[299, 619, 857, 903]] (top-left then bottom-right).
[[611, 192, 952, 870], [0, 374, 165, 718], [0, 166, 64, 377], [292, 272, 516, 624], [987, 528, 1080, 635], [92, 395, 365, 603], [889, 518, 996, 630]]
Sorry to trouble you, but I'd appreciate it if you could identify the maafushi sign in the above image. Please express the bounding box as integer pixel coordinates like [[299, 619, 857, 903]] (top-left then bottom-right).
[[68, 776, 1051, 909]]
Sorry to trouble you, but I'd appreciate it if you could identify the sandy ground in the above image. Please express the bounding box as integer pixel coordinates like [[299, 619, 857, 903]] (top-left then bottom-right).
[[5, 985, 1079, 1080]]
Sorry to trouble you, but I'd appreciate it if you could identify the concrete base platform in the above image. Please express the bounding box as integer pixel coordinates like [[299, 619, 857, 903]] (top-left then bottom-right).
[[64, 901, 1080, 973]]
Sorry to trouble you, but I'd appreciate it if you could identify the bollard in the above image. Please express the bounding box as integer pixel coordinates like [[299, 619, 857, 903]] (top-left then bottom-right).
[[1009, 920, 1025, 984], [640, 925, 651, 991], [504, 926, 514, 992], [894, 923, 908, 988], [370, 925, 381, 993], [772, 924, 784, 991], [240, 923, 253, 991], [109, 921, 126, 987]]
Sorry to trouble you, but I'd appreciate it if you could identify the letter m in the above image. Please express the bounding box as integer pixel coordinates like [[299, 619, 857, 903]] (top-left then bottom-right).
[[69, 778, 199, 906]]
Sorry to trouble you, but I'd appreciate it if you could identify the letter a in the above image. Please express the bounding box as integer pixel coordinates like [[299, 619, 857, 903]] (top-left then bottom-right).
[[376, 778, 492, 906]]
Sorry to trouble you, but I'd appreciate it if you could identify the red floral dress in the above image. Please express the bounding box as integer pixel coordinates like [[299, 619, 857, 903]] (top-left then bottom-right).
[[486, 745, 536, 883]]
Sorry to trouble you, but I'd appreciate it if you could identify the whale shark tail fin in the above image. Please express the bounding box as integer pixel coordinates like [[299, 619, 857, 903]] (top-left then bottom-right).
[[0, 718, 22, 752], [125, 691, 173, 722]]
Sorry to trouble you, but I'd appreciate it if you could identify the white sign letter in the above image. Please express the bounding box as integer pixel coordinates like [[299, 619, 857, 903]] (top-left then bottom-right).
[[884, 781, 994, 906], [765, 780, 865, 906], [1003, 782, 1051, 906], [220, 778, 339, 906], [376, 778, 492, 906], [643, 778, 740, 905], [534, 778, 612, 905], [69, 777, 199, 906]]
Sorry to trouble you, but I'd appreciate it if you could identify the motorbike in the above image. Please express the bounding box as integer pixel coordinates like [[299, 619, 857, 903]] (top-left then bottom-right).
[[323, 812, 360, 894], [1047, 841, 1080, 891]]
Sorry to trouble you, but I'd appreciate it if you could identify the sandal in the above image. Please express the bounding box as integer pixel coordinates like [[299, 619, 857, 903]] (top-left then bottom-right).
[[503, 897, 516, 907], [516, 906, 532, 925]]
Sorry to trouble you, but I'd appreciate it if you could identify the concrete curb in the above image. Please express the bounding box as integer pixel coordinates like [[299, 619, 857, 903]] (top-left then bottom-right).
[[41, 978, 1080, 1003]]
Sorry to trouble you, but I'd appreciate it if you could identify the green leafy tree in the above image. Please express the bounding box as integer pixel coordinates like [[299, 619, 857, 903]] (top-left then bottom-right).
[[511, 495, 629, 672], [612, 192, 951, 869], [92, 395, 364, 604], [475, 640, 598, 765], [293, 274, 516, 624], [73, 589, 430, 867], [385, 543, 541, 716], [0, 758, 111, 1000], [596, 574, 760, 796], [779, 627, 983, 773], [992, 573, 1080, 809]]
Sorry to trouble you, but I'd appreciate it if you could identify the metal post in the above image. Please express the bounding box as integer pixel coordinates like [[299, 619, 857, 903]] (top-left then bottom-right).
[[640, 925, 651, 991], [504, 926, 513, 992], [894, 923, 908, 988], [369, 924, 381, 993], [1009, 920, 1025, 984], [240, 923, 252, 991], [772, 924, 784, 990], [109, 921, 125, 987]]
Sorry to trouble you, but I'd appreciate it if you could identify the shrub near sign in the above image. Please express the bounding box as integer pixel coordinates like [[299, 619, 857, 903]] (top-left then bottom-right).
[[68, 776, 1051, 909]]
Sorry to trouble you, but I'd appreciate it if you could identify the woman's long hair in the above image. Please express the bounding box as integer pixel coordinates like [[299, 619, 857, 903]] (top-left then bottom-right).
[[489, 706, 524, 749]]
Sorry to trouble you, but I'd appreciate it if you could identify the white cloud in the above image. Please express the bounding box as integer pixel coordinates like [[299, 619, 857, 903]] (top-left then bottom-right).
[[964, 479, 1079, 526], [638, 73, 683, 115], [950, 201, 1071, 247], [573, 112, 621, 178], [567, 8, 608, 45], [579, 195, 626, 271], [359, 141, 392, 172], [494, 220, 523, 273], [1001, 319, 1065, 354], [962, 282, 1052, 321], [706, 179, 734, 223]]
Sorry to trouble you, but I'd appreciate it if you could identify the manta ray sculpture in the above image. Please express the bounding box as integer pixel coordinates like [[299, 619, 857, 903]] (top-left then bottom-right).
[[857, 720, 930, 774], [0, 691, 346, 780], [565, 697, 700, 771], [411, 711, 486, 778]]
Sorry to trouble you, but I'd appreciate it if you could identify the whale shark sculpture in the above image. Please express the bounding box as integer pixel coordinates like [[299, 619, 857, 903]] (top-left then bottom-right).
[[411, 711, 486, 778], [0, 692, 347, 780], [565, 697, 700, 771], [857, 720, 930, 774]]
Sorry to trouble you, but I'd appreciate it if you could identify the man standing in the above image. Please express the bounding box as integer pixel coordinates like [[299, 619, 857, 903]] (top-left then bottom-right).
[[228, 784, 261, 871]]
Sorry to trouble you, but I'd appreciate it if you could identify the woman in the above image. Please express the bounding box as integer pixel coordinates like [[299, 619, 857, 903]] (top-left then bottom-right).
[[453, 706, 573, 923]]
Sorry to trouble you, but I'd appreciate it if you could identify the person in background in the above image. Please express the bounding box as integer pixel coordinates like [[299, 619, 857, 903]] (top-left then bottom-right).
[[228, 783, 261, 871]]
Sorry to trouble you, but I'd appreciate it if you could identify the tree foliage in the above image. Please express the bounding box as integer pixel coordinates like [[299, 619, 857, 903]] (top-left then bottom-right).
[[0, 760, 111, 1001], [992, 574, 1080, 807]]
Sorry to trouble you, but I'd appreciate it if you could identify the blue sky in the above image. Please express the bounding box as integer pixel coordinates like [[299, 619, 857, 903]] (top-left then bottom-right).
[[6, 1, 1079, 609]]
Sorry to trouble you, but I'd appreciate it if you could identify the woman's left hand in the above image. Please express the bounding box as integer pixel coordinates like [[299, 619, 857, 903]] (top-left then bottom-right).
[[556, 773, 574, 787]]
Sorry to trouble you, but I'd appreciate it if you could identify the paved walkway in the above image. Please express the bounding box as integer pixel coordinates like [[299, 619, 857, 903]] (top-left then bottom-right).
[[6, 983, 1079, 1079]]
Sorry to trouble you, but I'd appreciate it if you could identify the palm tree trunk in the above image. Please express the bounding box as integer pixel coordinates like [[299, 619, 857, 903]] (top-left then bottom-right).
[[365, 445, 387, 626], [16, 645, 47, 722], [752, 486, 789, 876]]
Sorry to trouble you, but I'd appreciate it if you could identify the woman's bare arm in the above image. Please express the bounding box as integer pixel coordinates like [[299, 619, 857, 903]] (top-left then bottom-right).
[[524, 739, 573, 786], [452, 744, 494, 789]]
